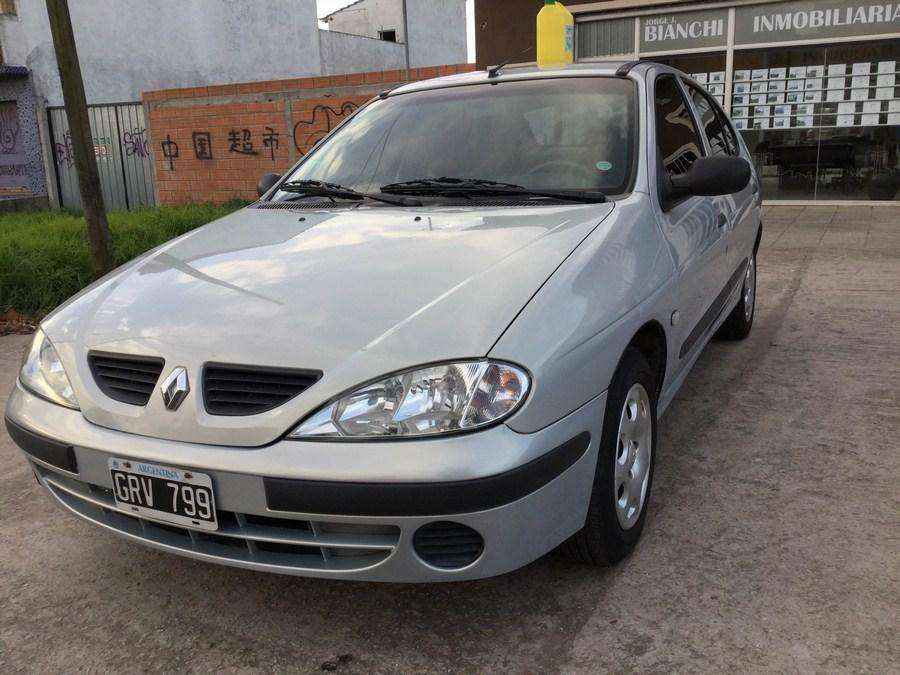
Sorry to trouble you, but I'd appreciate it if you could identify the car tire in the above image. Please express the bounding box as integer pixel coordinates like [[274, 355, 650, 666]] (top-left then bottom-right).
[[715, 252, 756, 341], [564, 346, 657, 566]]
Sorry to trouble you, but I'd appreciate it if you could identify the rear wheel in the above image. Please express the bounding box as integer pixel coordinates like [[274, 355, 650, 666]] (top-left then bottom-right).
[[716, 252, 756, 341], [565, 347, 657, 565]]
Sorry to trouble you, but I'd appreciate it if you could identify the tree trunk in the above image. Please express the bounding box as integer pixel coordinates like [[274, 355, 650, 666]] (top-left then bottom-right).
[[45, 0, 114, 276]]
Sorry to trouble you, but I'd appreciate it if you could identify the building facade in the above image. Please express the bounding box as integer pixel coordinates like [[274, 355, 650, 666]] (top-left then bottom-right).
[[476, 0, 900, 203]]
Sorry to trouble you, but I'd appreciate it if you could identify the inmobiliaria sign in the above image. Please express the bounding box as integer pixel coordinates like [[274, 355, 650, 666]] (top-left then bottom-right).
[[735, 1, 900, 45]]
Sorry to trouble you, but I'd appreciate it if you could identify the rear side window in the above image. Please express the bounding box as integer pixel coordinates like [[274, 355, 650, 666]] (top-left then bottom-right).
[[685, 82, 737, 156], [654, 76, 703, 177]]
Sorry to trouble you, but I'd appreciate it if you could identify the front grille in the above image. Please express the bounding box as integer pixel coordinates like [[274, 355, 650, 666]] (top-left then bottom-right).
[[413, 521, 484, 569], [203, 363, 322, 416], [88, 352, 165, 406], [40, 471, 399, 574]]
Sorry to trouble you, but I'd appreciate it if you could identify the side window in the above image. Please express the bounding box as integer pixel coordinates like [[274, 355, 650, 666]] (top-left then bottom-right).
[[654, 76, 703, 178], [685, 82, 732, 156], [713, 102, 740, 157]]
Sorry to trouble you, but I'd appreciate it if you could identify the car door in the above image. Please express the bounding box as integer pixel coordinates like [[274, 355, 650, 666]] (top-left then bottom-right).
[[683, 81, 759, 283], [650, 72, 728, 369]]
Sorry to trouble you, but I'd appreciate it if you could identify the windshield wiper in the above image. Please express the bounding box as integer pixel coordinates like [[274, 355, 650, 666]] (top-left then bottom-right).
[[379, 177, 606, 203], [278, 180, 419, 206]]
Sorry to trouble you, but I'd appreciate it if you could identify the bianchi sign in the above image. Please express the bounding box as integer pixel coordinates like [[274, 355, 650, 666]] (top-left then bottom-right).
[[640, 9, 728, 51], [735, 1, 900, 45]]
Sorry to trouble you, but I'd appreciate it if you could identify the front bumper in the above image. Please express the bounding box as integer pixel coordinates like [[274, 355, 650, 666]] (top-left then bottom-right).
[[5, 382, 605, 582]]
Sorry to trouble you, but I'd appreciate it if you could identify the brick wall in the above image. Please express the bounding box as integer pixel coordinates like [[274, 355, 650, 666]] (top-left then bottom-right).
[[144, 65, 477, 205]]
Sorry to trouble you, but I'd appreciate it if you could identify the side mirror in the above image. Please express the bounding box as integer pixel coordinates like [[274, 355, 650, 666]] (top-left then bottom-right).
[[257, 173, 281, 197], [670, 156, 751, 197]]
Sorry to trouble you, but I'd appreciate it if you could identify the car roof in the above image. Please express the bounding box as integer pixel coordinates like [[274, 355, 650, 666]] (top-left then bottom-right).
[[388, 61, 664, 97]]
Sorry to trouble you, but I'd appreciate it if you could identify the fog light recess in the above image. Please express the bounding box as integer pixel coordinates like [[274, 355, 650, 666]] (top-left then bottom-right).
[[412, 521, 485, 570]]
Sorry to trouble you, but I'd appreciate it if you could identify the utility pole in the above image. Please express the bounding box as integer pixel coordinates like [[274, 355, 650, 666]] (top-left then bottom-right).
[[402, 0, 411, 81], [45, 0, 114, 276]]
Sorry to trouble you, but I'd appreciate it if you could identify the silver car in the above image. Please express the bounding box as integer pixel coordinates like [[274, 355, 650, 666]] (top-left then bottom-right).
[[5, 61, 760, 582]]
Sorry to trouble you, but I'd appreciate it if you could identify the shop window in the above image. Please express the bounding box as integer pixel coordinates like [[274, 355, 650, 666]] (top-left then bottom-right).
[[643, 53, 727, 106], [733, 40, 900, 200], [654, 76, 703, 177]]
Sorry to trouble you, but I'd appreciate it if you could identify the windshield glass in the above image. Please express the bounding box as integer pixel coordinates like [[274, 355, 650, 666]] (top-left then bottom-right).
[[273, 77, 636, 200]]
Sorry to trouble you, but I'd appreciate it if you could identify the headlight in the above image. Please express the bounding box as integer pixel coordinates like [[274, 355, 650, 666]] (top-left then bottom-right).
[[19, 329, 79, 409], [289, 360, 529, 439]]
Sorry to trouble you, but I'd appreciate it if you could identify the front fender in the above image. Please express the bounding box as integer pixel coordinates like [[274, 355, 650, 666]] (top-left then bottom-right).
[[492, 194, 676, 433]]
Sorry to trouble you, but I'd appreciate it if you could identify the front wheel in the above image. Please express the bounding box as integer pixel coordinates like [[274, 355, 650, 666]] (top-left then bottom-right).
[[565, 347, 657, 565], [716, 252, 756, 341]]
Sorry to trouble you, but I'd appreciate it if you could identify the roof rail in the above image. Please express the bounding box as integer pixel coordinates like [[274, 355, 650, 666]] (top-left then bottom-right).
[[615, 60, 642, 77]]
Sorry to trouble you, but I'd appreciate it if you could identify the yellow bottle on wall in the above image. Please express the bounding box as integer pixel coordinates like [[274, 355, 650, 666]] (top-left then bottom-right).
[[536, 0, 574, 69]]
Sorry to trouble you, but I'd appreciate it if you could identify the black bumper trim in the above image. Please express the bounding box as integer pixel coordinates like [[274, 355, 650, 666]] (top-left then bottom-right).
[[264, 431, 591, 517], [5, 417, 78, 473]]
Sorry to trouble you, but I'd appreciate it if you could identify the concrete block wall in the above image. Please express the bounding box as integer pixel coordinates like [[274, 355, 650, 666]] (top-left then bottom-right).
[[144, 64, 476, 205]]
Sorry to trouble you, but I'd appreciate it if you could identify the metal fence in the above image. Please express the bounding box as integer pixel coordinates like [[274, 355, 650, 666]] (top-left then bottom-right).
[[48, 103, 156, 211]]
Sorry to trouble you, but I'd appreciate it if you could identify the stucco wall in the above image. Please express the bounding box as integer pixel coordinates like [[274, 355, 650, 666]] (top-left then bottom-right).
[[0, 77, 47, 197], [406, 0, 468, 69], [0, 0, 322, 107], [318, 30, 406, 76], [0, 0, 467, 107]]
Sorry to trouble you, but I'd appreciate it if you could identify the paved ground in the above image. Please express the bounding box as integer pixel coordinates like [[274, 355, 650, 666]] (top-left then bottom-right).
[[1, 205, 898, 673]]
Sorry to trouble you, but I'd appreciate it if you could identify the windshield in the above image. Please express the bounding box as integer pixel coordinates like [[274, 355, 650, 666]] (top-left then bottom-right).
[[273, 77, 637, 200]]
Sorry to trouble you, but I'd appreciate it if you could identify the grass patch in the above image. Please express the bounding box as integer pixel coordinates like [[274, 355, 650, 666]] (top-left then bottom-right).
[[0, 201, 247, 317]]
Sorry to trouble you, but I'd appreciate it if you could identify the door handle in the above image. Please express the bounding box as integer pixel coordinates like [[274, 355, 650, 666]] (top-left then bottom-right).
[[717, 213, 728, 228]]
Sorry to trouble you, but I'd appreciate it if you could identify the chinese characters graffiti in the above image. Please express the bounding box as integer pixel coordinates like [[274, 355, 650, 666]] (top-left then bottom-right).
[[160, 134, 179, 170], [262, 127, 279, 161], [192, 131, 213, 160], [228, 128, 258, 155]]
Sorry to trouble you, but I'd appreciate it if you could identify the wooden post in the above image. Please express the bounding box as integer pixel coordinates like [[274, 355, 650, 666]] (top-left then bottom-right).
[[45, 0, 114, 276]]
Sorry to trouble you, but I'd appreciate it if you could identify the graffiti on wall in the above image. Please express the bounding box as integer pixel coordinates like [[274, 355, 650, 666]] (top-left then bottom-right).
[[160, 134, 179, 170], [54, 127, 148, 167], [156, 101, 358, 172], [123, 127, 150, 158], [192, 131, 213, 160], [293, 102, 359, 155], [0, 101, 30, 195]]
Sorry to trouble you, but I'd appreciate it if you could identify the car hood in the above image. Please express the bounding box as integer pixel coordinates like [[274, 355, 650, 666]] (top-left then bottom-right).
[[43, 202, 614, 446]]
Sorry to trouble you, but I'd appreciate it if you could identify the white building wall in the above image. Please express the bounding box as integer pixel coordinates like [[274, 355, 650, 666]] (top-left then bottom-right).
[[405, 0, 467, 68], [325, 0, 406, 42], [0, 0, 467, 107], [318, 29, 407, 75], [0, 0, 323, 106], [324, 0, 467, 68]]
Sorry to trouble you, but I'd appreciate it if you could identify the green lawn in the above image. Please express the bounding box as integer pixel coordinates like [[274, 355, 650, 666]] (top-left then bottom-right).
[[0, 201, 247, 318]]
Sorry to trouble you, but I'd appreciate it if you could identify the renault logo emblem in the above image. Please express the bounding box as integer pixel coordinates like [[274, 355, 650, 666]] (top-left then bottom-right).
[[160, 367, 190, 411]]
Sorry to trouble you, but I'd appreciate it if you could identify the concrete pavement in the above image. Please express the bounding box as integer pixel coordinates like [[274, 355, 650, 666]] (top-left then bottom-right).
[[1, 205, 898, 673]]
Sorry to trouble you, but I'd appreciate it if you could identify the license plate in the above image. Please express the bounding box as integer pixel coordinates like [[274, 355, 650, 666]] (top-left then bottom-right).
[[108, 458, 218, 531]]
